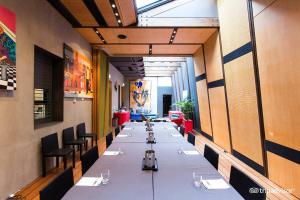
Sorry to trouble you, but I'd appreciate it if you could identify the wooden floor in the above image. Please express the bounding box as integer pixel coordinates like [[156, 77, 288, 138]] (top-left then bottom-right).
[[15, 129, 297, 200]]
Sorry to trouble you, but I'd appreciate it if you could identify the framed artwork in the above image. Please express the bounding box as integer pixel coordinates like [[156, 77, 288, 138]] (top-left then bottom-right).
[[0, 6, 16, 91], [130, 80, 151, 111], [63, 44, 93, 98]]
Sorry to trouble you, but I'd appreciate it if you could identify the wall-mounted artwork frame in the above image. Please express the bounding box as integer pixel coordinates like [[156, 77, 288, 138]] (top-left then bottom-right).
[[130, 80, 151, 112], [0, 6, 16, 91], [63, 44, 93, 98]]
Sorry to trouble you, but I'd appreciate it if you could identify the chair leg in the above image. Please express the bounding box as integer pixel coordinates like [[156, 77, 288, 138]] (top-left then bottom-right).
[[42, 156, 46, 177], [63, 156, 67, 169], [79, 144, 82, 157], [85, 140, 88, 151], [91, 137, 94, 147], [56, 156, 59, 168], [72, 150, 75, 168]]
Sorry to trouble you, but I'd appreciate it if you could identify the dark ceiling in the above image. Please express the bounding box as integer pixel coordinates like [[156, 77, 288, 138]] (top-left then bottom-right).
[[109, 57, 145, 78]]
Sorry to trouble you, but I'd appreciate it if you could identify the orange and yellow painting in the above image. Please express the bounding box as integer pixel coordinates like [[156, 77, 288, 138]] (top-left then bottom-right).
[[64, 44, 93, 98], [130, 80, 151, 110]]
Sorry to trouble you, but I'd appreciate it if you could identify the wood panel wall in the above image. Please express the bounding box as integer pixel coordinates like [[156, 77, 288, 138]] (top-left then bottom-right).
[[193, 48, 213, 138], [254, 0, 300, 197], [204, 31, 231, 152], [217, 0, 265, 174]]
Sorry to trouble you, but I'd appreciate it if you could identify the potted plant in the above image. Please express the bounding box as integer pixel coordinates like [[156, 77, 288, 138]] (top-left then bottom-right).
[[176, 99, 194, 133]]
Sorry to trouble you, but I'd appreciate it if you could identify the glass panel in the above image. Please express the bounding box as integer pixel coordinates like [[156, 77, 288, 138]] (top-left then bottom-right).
[[136, 0, 162, 8]]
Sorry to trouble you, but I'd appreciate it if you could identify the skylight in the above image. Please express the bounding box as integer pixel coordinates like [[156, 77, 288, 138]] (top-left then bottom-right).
[[136, 0, 160, 8]]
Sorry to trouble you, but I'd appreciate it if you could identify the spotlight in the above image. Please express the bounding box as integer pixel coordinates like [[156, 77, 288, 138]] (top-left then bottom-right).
[[112, 4, 116, 8], [115, 13, 119, 16], [117, 19, 122, 24]]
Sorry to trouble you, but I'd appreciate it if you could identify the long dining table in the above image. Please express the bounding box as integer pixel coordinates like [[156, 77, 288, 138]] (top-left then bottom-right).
[[63, 122, 243, 200]]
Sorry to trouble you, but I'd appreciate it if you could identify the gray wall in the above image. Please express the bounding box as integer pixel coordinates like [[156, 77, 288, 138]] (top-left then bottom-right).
[[109, 63, 124, 112], [0, 0, 92, 198]]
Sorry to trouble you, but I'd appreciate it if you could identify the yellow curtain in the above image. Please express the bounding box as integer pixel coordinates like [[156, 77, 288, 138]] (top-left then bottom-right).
[[92, 49, 110, 138]]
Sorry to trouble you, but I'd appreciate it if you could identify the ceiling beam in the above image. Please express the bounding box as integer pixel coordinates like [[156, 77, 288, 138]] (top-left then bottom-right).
[[83, 0, 108, 26]]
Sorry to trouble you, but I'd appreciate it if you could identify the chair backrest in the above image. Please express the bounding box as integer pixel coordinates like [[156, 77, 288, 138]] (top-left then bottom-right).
[[121, 125, 125, 130], [187, 132, 195, 146], [40, 167, 74, 200], [115, 127, 120, 136], [80, 146, 99, 175], [130, 119, 135, 122], [179, 126, 185, 137], [204, 144, 219, 170], [153, 119, 160, 122], [76, 123, 86, 137], [230, 166, 266, 200], [41, 133, 59, 155], [63, 127, 75, 144], [136, 119, 143, 122], [106, 132, 113, 148]]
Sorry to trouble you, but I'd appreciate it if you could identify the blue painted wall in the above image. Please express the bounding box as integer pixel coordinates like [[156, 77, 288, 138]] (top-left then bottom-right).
[[157, 86, 174, 117]]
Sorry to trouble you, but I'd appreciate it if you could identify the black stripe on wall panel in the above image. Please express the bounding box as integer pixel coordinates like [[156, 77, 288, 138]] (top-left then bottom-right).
[[47, 0, 81, 27], [83, 0, 108, 26], [200, 130, 213, 141], [195, 73, 206, 82], [233, 150, 265, 175], [223, 42, 253, 64], [207, 79, 224, 89], [266, 140, 300, 164]]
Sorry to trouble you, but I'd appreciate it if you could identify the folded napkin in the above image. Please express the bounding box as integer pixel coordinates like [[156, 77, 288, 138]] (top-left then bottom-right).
[[103, 151, 120, 156], [183, 150, 200, 155], [117, 134, 128, 137], [201, 179, 230, 189], [123, 127, 132, 130], [76, 177, 103, 186], [171, 134, 182, 137]]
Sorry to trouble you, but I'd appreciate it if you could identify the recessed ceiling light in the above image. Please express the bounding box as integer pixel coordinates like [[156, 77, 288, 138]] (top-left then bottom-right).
[[112, 4, 116, 8], [117, 34, 127, 39]]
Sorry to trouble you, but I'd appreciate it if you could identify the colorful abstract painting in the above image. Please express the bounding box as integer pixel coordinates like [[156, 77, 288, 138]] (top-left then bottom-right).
[[63, 44, 93, 98], [130, 80, 151, 111], [0, 6, 16, 91]]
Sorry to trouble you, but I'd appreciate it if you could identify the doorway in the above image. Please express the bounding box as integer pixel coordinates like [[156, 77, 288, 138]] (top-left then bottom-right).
[[163, 94, 172, 117]]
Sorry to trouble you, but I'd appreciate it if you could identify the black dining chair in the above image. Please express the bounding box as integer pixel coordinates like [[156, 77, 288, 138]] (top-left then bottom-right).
[[230, 166, 266, 200], [106, 132, 113, 148], [41, 133, 75, 177], [63, 127, 87, 156], [130, 119, 135, 122], [204, 144, 219, 170], [179, 126, 185, 137], [80, 146, 99, 175], [136, 119, 143, 122], [40, 167, 74, 200], [121, 124, 125, 130], [115, 127, 120, 137], [76, 123, 98, 147], [187, 132, 195, 146]]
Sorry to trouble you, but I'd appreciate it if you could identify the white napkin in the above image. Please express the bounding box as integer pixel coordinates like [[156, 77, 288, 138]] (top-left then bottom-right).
[[171, 134, 182, 137], [76, 177, 103, 186], [183, 150, 200, 155], [167, 127, 174, 130], [117, 134, 128, 137], [201, 179, 230, 189], [123, 127, 132, 130], [103, 151, 120, 156]]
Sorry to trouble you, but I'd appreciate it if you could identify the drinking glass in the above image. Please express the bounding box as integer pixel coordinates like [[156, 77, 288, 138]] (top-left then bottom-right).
[[118, 147, 124, 155], [193, 172, 202, 188], [101, 169, 110, 185], [178, 147, 184, 154]]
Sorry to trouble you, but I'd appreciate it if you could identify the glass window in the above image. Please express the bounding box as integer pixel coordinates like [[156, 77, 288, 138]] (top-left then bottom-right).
[[136, 0, 161, 8], [157, 77, 172, 87]]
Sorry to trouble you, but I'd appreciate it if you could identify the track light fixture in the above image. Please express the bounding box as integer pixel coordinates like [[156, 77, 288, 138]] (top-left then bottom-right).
[[93, 28, 107, 44], [169, 28, 178, 44]]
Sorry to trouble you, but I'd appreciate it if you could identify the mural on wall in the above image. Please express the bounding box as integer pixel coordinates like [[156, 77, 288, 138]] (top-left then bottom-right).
[[0, 6, 16, 91], [63, 44, 93, 98], [130, 80, 151, 112]]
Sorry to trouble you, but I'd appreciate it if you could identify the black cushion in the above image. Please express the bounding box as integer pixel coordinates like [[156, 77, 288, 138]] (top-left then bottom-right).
[[40, 167, 74, 200], [44, 148, 73, 157], [41, 133, 59, 155], [115, 127, 120, 136], [179, 126, 185, 137], [187, 132, 195, 146], [106, 132, 113, 148], [230, 166, 266, 200], [204, 144, 219, 170], [80, 146, 99, 175]]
